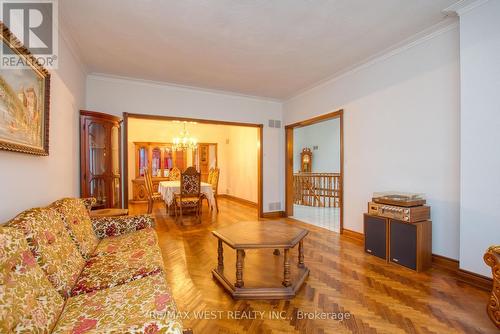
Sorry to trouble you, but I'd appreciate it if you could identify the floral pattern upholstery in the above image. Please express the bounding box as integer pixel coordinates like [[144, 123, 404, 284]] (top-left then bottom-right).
[[71, 237, 165, 296], [53, 273, 183, 334], [93, 228, 158, 256], [81, 197, 97, 213], [91, 214, 155, 239], [7, 207, 85, 298], [0, 227, 64, 333], [49, 198, 99, 260]]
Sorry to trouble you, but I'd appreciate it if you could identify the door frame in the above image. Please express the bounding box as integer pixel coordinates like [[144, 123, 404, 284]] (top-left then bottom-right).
[[284, 109, 344, 233], [123, 113, 264, 218]]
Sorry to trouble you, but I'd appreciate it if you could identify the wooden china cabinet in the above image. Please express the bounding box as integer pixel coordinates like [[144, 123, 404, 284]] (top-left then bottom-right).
[[131, 142, 187, 203], [80, 110, 122, 209]]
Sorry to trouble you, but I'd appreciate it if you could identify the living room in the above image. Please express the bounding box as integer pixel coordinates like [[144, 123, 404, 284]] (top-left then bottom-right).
[[0, 1, 499, 333]]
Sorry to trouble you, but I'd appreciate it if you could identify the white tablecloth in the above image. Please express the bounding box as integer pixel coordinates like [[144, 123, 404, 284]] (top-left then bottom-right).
[[158, 181, 215, 210]]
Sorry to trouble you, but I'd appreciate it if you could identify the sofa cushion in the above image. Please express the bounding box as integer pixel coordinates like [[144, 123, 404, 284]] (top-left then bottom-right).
[[71, 234, 165, 296], [53, 273, 183, 334], [0, 227, 64, 333], [8, 207, 86, 298], [93, 227, 158, 256], [50, 198, 99, 260]]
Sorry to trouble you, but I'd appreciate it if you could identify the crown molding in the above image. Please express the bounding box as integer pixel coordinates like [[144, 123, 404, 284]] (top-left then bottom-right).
[[442, 0, 490, 16], [58, 15, 89, 76], [87, 73, 283, 104], [285, 17, 458, 102]]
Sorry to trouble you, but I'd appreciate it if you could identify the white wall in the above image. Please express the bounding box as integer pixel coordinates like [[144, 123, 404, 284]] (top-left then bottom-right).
[[293, 118, 341, 173], [0, 29, 86, 222], [284, 26, 460, 259], [459, 0, 500, 276], [86, 75, 281, 211], [226, 126, 259, 203]]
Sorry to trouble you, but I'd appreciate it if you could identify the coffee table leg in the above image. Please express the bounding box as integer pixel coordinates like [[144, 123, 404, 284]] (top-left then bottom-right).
[[283, 248, 291, 287], [298, 240, 305, 268], [235, 249, 245, 288], [217, 240, 224, 272]]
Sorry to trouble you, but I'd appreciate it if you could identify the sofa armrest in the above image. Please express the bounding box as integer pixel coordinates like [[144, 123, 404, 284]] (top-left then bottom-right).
[[81, 197, 97, 212], [91, 214, 155, 239]]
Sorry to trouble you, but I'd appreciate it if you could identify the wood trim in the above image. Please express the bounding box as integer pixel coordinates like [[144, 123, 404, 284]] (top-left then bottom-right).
[[80, 110, 121, 121], [457, 268, 493, 291], [123, 113, 129, 208], [284, 109, 344, 233], [285, 127, 294, 215], [342, 228, 364, 243], [432, 254, 459, 272], [285, 109, 343, 129], [218, 194, 257, 208], [122, 112, 263, 216], [258, 124, 263, 218], [125, 112, 263, 128], [261, 211, 286, 219]]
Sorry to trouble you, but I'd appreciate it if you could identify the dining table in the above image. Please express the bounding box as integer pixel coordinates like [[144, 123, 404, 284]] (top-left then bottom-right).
[[158, 180, 216, 211]]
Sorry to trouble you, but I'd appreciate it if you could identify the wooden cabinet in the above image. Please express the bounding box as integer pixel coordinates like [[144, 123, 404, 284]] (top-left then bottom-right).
[[80, 110, 122, 209], [364, 214, 432, 272]]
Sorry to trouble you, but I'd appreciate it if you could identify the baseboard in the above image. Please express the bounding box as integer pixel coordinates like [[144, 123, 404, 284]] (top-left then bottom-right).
[[218, 194, 257, 208], [342, 228, 364, 242], [456, 268, 493, 291], [261, 211, 286, 219], [431, 254, 459, 272]]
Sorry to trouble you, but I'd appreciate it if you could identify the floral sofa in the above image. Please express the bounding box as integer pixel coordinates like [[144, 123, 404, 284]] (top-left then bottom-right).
[[1, 197, 187, 334]]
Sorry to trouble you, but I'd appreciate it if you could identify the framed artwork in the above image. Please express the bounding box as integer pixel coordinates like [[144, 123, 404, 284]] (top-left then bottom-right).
[[0, 23, 50, 155]]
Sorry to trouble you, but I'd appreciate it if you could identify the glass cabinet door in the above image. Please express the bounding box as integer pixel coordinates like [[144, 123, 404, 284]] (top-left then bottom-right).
[[152, 147, 161, 177], [138, 146, 148, 177], [87, 121, 107, 207]]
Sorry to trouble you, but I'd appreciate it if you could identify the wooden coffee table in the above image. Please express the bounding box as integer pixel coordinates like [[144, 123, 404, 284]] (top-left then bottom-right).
[[212, 220, 309, 299]]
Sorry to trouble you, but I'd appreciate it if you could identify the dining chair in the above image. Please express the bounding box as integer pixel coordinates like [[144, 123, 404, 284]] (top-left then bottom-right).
[[144, 168, 162, 214], [169, 167, 181, 181], [174, 166, 202, 225], [211, 167, 220, 213]]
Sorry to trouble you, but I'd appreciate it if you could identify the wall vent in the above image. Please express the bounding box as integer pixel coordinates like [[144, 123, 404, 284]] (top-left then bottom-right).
[[268, 120, 281, 128], [268, 202, 282, 211], [313, 145, 319, 150]]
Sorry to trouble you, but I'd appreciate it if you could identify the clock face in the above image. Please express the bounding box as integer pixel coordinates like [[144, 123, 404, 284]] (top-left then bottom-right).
[[303, 155, 310, 163]]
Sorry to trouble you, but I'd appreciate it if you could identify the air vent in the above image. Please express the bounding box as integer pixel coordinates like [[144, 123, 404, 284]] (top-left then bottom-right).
[[313, 145, 319, 150], [268, 120, 282, 128], [268, 202, 281, 211]]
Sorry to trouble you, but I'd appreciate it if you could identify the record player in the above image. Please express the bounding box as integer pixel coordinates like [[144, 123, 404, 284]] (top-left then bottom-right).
[[368, 192, 429, 222], [372, 192, 426, 207]]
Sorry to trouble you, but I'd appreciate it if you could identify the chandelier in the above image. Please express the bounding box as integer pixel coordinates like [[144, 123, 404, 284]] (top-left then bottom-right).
[[172, 122, 198, 151]]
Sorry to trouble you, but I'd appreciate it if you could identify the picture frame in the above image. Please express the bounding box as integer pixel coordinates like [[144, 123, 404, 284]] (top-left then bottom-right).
[[0, 22, 50, 155]]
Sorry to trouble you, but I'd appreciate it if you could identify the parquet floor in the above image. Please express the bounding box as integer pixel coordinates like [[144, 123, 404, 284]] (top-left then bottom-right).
[[129, 198, 497, 334]]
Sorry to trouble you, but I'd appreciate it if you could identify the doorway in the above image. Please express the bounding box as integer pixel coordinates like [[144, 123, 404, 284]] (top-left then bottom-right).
[[285, 110, 344, 233], [123, 113, 264, 218]]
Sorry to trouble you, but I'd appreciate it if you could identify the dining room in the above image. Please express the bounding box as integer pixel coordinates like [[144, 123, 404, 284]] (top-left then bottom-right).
[[125, 116, 261, 224]]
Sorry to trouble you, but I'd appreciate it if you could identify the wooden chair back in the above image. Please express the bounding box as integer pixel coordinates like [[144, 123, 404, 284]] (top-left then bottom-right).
[[207, 168, 215, 184], [143, 168, 153, 200], [169, 167, 181, 181], [180, 166, 201, 197], [210, 168, 220, 195]]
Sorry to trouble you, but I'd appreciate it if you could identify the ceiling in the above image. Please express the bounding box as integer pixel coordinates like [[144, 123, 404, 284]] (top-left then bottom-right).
[[61, 0, 458, 100]]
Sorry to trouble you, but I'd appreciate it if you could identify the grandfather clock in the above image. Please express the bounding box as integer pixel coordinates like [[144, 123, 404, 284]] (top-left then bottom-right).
[[300, 148, 312, 172]]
